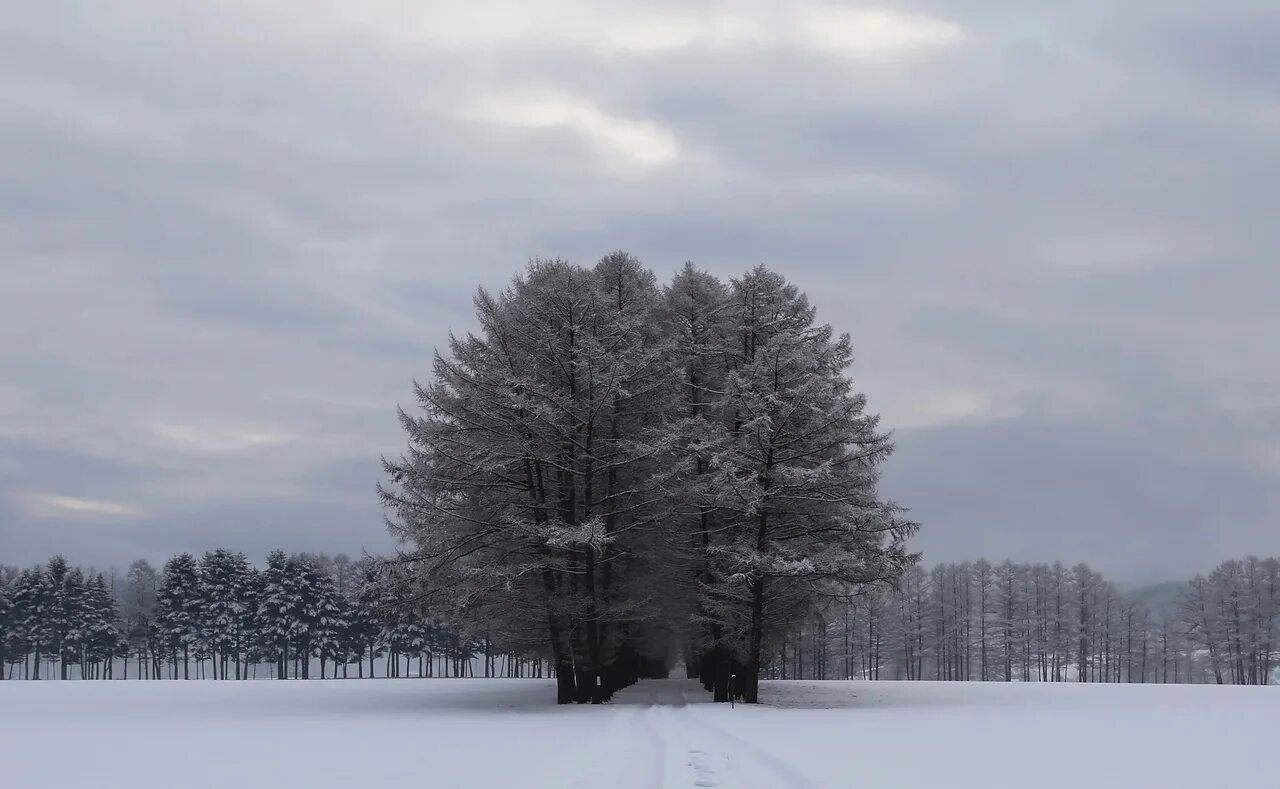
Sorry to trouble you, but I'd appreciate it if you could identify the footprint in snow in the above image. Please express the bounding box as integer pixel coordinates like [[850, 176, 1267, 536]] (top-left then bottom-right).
[[687, 749, 719, 787]]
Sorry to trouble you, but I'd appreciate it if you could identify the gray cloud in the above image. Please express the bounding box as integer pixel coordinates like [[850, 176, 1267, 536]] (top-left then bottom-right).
[[1, 1, 1277, 579]]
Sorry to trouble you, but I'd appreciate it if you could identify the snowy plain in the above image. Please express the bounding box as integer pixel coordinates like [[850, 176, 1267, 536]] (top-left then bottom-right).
[[3, 678, 1276, 789]]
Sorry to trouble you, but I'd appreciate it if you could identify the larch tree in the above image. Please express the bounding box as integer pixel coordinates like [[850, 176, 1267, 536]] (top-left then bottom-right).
[[382, 255, 676, 703], [122, 560, 159, 679], [696, 266, 914, 703], [383, 256, 916, 703]]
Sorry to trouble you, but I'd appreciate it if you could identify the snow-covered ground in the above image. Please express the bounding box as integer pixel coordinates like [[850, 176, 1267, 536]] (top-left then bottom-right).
[[3, 678, 1275, 788]]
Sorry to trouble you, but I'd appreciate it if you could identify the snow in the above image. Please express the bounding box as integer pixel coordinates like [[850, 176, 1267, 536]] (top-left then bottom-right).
[[2, 678, 1275, 788]]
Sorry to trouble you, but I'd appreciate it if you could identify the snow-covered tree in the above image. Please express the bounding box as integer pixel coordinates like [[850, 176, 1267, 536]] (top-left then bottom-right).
[[0, 577, 12, 679], [155, 553, 202, 679], [310, 564, 348, 679], [255, 550, 294, 679], [383, 256, 678, 702], [384, 258, 915, 703], [198, 549, 255, 679], [691, 267, 914, 702], [121, 560, 159, 679], [81, 573, 123, 678], [9, 567, 47, 679], [1180, 557, 1279, 685], [349, 560, 386, 678]]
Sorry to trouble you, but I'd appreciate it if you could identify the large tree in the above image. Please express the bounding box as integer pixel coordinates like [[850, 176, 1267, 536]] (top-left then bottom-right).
[[383, 256, 914, 703], [383, 255, 675, 702], [694, 266, 915, 702]]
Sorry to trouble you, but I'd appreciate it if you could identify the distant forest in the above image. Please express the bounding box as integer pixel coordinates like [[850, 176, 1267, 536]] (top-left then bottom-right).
[[0, 552, 535, 682], [1, 551, 1274, 685], [775, 557, 1277, 686]]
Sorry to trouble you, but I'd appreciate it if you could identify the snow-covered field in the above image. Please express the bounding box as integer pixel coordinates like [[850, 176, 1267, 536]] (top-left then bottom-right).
[[3, 678, 1275, 788]]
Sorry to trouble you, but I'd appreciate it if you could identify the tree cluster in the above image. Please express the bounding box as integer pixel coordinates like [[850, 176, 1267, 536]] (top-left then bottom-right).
[[1180, 556, 1279, 685], [381, 256, 915, 703], [772, 557, 1279, 685], [0, 556, 122, 679], [4, 552, 1274, 685], [0, 552, 546, 681]]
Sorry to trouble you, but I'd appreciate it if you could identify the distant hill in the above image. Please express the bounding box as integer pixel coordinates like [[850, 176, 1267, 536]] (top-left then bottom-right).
[[1124, 581, 1185, 616]]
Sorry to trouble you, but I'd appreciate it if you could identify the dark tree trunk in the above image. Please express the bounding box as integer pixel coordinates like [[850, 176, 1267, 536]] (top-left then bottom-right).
[[743, 577, 766, 703]]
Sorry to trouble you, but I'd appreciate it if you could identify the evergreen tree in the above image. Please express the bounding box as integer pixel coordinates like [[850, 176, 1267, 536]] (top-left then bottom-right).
[[285, 556, 325, 680], [235, 562, 260, 681], [256, 550, 294, 679], [10, 567, 47, 679], [198, 549, 254, 679], [60, 566, 90, 679], [311, 564, 348, 679], [350, 560, 386, 678], [0, 578, 12, 679], [43, 556, 75, 679], [155, 553, 201, 679], [82, 573, 122, 678]]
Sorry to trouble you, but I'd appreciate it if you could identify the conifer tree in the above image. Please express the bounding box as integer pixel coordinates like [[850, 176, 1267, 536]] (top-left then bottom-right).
[[42, 556, 75, 679], [82, 573, 122, 678], [0, 579, 12, 679], [350, 561, 386, 678], [197, 549, 254, 679], [10, 567, 47, 679], [311, 565, 348, 679], [695, 267, 914, 702], [62, 566, 93, 679], [256, 550, 294, 679], [156, 553, 201, 679], [384, 258, 915, 702]]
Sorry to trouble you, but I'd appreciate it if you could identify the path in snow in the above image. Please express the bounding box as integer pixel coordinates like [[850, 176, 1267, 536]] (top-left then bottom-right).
[[571, 679, 814, 789]]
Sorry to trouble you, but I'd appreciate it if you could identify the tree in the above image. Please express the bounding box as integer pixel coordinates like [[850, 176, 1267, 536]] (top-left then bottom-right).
[[310, 563, 348, 679], [155, 553, 201, 680], [350, 560, 386, 678], [1179, 557, 1279, 685], [383, 258, 915, 703], [993, 560, 1019, 681], [0, 578, 12, 679], [256, 550, 294, 679], [383, 256, 676, 703], [121, 560, 159, 679], [197, 549, 255, 680], [41, 556, 75, 680], [81, 573, 123, 678], [662, 262, 734, 694], [694, 267, 914, 702], [9, 567, 48, 679]]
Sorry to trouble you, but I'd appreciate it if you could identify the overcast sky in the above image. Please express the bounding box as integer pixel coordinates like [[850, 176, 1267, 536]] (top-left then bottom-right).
[[2, 1, 1278, 583]]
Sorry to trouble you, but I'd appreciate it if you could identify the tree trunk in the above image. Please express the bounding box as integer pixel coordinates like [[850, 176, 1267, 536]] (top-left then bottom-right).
[[743, 577, 766, 703]]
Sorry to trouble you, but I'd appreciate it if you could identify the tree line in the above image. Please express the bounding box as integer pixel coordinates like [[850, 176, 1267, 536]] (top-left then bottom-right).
[[380, 256, 914, 703], [769, 556, 1278, 685], [0, 551, 548, 681], [3, 552, 1272, 685]]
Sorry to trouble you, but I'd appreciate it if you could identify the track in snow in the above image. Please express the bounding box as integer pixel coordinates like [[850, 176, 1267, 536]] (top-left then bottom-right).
[[569, 679, 814, 789]]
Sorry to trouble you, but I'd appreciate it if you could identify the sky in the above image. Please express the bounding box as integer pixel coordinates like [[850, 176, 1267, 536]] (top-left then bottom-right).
[[2, 1, 1278, 583]]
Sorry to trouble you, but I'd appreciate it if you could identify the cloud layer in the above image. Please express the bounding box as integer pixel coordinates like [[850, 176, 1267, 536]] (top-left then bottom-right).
[[2, 1, 1277, 581]]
